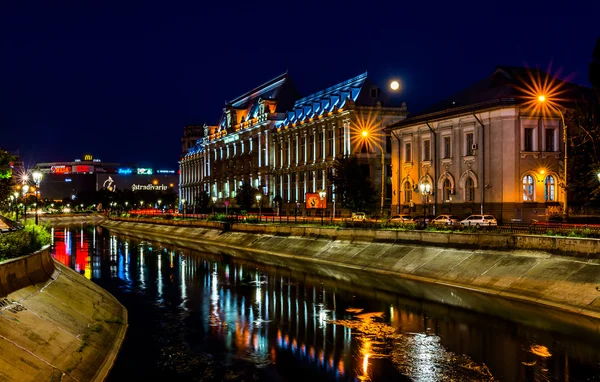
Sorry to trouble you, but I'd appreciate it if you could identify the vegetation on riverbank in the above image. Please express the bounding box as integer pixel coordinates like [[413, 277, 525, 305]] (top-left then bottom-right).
[[0, 223, 52, 260]]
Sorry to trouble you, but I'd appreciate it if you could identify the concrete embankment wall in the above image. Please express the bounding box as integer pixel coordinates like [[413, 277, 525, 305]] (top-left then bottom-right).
[[0, 247, 127, 382], [103, 218, 600, 321]]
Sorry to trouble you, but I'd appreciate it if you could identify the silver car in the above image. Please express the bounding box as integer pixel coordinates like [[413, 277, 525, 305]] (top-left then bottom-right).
[[460, 214, 498, 227]]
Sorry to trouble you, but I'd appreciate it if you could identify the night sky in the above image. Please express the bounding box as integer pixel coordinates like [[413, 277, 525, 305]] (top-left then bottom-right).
[[1, 1, 599, 169]]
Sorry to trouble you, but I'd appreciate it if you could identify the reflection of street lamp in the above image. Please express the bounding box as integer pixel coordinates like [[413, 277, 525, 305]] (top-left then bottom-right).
[[537, 94, 568, 219], [319, 190, 326, 226], [212, 196, 217, 215], [255, 194, 262, 221], [32, 170, 42, 225], [419, 181, 431, 227]]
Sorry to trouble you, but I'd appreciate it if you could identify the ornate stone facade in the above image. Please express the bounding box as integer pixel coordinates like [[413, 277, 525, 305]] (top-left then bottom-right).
[[180, 72, 408, 215]]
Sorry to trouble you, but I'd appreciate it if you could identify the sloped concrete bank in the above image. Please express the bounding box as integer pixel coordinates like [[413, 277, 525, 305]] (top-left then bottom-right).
[[0, 246, 127, 382], [102, 219, 600, 322]]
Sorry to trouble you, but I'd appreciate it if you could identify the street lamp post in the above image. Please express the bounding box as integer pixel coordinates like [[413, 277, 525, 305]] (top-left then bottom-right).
[[319, 190, 326, 226], [22, 185, 29, 223], [255, 194, 262, 222], [181, 199, 186, 219], [13, 192, 19, 221], [419, 181, 431, 227], [32, 170, 42, 225], [538, 95, 568, 220], [212, 196, 217, 215]]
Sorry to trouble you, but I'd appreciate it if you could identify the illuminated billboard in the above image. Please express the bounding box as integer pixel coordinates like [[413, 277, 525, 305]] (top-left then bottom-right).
[[51, 165, 71, 174], [73, 165, 93, 173], [137, 168, 153, 175], [118, 168, 133, 175], [156, 170, 175, 174]]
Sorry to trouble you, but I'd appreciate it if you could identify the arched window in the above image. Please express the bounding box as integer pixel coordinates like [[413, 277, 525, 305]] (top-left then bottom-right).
[[523, 175, 535, 201], [465, 178, 475, 202], [403, 182, 412, 204], [443, 179, 452, 202], [545, 175, 555, 201]]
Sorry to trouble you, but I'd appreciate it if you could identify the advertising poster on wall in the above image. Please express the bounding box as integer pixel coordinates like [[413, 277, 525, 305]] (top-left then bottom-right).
[[305, 193, 326, 209]]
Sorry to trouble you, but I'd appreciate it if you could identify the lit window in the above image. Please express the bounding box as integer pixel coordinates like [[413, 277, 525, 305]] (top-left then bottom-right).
[[465, 178, 475, 202], [545, 175, 555, 201], [443, 179, 453, 202], [523, 175, 534, 201], [403, 182, 412, 204]]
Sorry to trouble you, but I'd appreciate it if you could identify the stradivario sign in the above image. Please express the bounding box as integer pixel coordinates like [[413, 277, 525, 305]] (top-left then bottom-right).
[[132, 183, 168, 191]]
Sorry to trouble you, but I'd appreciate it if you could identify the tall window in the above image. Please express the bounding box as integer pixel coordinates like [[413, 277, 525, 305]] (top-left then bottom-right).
[[466, 133, 474, 156], [403, 182, 412, 204], [545, 175, 555, 201], [283, 141, 288, 167], [523, 175, 534, 201], [386, 136, 392, 154], [443, 179, 452, 202], [276, 142, 282, 167], [328, 129, 334, 157], [318, 132, 324, 159], [404, 143, 411, 162], [309, 135, 314, 160], [337, 127, 344, 155], [545, 129, 555, 152], [423, 140, 431, 161], [300, 136, 305, 163], [465, 178, 475, 202], [443, 136, 451, 158], [524, 128, 534, 151]]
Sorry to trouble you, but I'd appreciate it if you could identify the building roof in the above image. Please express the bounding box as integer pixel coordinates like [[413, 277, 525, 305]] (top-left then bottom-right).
[[276, 72, 398, 129], [389, 66, 588, 128]]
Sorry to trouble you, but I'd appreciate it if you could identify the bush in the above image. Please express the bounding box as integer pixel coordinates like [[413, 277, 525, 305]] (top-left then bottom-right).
[[0, 223, 52, 260]]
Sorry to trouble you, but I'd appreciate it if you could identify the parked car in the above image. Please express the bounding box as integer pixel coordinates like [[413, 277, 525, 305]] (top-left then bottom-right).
[[389, 215, 413, 222], [413, 215, 436, 225], [460, 214, 498, 227], [351, 212, 367, 221], [430, 215, 461, 226]]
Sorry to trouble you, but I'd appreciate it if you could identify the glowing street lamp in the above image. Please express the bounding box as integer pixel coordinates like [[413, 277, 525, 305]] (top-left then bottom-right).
[[255, 194, 262, 221], [419, 181, 432, 227], [211, 196, 217, 215], [537, 94, 568, 219], [32, 170, 42, 225], [318, 190, 326, 226], [361, 129, 386, 219]]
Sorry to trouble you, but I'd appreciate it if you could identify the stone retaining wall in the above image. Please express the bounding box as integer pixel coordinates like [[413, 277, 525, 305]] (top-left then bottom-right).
[[0, 247, 127, 382], [103, 218, 600, 322]]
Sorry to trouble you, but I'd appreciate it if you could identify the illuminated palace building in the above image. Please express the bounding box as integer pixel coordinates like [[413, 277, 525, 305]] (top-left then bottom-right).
[[388, 67, 585, 223], [180, 73, 407, 212], [35, 153, 178, 200]]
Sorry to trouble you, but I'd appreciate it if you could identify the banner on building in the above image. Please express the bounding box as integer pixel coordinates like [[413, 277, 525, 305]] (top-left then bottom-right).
[[305, 193, 326, 209]]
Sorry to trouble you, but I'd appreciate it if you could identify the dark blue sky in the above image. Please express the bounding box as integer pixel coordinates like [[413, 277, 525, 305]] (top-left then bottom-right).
[[1, 1, 598, 169]]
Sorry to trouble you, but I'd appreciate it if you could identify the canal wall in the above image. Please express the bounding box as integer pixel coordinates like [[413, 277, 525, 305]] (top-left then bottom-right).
[[102, 218, 600, 321], [0, 246, 127, 382]]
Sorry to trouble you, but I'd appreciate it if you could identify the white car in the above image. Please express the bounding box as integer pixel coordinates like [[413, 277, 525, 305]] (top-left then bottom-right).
[[460, 214, 498, 227], [430, 215, 460, 226]]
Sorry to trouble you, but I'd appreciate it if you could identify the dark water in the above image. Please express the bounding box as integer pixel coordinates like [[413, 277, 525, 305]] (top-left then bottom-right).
[[50, 225, 600, 381]]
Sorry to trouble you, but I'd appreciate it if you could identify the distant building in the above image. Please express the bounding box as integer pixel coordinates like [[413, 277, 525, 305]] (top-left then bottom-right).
[[387, 66, 585, 223], [35, 153, 178, 200], [180, 72, 408, 214]]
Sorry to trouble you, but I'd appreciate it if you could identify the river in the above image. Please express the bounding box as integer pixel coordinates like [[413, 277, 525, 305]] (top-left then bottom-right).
[[50, 224, 600, 381]]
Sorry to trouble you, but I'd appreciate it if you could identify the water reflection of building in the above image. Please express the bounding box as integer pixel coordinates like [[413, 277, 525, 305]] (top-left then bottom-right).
[[51, 228, 600, 381]]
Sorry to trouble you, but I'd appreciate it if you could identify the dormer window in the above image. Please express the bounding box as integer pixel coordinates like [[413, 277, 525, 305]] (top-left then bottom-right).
[[370, 87, 380, 98]]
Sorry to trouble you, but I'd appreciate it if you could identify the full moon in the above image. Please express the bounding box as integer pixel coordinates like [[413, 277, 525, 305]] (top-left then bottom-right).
[[390, 80, 400, 91]]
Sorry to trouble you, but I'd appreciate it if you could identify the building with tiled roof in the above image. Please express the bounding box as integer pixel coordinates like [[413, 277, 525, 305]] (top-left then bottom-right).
[[180, 72, 408, 215], [387, 66, 587, 223]]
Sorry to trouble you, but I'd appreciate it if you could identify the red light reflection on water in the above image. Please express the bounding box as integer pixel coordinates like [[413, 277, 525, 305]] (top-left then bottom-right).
[[51, 228, 90, 277]]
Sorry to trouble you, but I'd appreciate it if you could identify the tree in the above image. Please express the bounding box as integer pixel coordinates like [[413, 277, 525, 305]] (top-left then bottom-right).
[[328, 155, 375, 211], [194, 190, 210, 212], [235, 183, 261, 211], [568, 37, 600, 207], [0, 149, 15, 207]]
